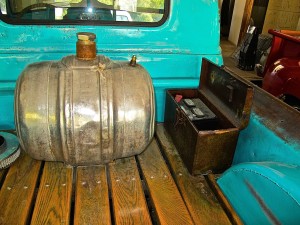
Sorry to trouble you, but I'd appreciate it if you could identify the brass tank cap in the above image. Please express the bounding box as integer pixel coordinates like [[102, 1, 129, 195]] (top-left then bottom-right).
[[76, 32, 97, 60], [77, 32, 96, 41]]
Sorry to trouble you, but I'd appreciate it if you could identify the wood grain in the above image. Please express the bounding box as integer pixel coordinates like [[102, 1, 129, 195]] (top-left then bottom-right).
[[138, 140, 194, 225], [0, 169, 8, 190], [156, 124, 232, 225], [207, 174, 243, 225], [109, 157, 152, 225], [74, 165, 111, 225], [0, 152, 41, 225], [31, 162, 73, 225]]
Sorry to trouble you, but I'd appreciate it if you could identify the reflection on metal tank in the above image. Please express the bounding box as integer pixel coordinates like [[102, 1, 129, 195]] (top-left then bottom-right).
[[14, 32, 155, 165]]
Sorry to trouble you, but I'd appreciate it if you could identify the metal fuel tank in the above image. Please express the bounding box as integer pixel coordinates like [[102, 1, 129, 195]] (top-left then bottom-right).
[[14, 32, 155, 165]]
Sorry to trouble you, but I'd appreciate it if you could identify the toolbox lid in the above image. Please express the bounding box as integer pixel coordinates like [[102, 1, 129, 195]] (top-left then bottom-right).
[[199, 58, 254, 129]]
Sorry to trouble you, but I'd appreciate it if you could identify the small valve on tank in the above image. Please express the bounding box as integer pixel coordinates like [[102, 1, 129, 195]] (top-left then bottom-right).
[[129, 55, 137, 67], [76, 32, 97, 60]]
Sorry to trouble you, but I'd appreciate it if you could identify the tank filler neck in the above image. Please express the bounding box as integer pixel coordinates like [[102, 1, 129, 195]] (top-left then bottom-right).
[[76, 32, 97, 60]]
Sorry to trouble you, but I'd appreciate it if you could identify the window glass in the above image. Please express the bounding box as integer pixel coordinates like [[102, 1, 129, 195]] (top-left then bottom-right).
[[0, 0, 6, 14], [0, 0, 167, 25]]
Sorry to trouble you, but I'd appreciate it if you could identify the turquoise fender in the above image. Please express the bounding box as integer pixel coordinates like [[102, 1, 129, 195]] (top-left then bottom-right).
[[0, 0, 222, 129], [218, 162, 300, 225], [218, 87, 300, 224]]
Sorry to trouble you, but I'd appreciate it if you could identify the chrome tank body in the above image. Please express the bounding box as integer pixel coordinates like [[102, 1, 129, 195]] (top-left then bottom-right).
[[15, 55, 155, 165]]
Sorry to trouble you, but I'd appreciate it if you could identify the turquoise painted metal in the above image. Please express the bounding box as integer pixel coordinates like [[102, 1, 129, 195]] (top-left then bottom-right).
[[0, 0, 222, 130], [218, 162, 300, 224], [218, 87, 300, 224], [234, 113, 300, 166]]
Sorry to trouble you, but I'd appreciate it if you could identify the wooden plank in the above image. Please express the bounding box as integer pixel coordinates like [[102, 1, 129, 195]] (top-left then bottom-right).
[[207, 174, 243, 225], [109, 157, 152, 225], [74, 165, 111, 225], [0, 152, 42, 225], [0, 169, 8, 190], [156, 124, 232, 225], [31, 162, 73, 225], [138, 140, 194, 225]]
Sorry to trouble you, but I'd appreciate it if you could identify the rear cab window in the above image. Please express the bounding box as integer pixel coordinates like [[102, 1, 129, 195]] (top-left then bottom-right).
[[0, 0, 168, 26]]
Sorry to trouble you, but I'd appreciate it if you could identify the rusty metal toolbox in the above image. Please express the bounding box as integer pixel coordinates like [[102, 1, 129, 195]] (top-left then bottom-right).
[[164, 58, 254, 175]]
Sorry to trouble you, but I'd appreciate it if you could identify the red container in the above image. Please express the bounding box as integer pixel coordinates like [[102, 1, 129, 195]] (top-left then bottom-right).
[[262, 30, 300, 104]]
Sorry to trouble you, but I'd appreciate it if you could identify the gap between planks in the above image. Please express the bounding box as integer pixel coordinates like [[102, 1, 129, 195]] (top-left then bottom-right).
[[138, 139, 195, 225], [0, 153, 42, 225], [155, 124, 234, 225], [109, 157, 152, 225]]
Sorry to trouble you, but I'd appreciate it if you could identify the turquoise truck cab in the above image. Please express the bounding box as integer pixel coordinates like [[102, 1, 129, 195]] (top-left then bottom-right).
[[0, 0, 221, 129], [0, 0, 300, 224]]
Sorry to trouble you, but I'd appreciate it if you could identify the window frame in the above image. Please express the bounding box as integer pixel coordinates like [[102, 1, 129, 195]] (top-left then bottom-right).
[[0, 0, 170, 27]]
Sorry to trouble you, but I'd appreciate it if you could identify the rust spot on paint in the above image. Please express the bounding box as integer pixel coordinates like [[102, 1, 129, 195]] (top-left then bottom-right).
[[245, 181, 281, 225]]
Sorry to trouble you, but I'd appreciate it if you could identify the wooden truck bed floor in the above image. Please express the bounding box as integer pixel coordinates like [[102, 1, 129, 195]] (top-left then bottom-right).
[[0, 124, 241, 225]]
